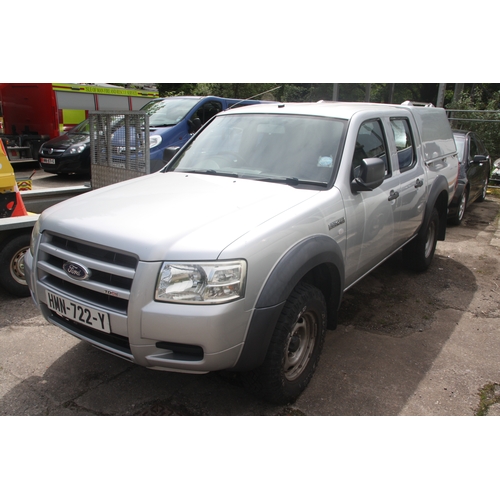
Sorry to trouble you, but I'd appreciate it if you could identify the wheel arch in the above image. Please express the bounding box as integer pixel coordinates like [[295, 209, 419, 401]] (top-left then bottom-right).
[[426, 176, 451, 241], [231, 235, 344, 372]]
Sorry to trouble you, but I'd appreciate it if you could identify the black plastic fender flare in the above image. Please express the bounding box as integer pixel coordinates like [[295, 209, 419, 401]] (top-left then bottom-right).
[[423, 175, 451, 241], [232, 235, 345, 372]]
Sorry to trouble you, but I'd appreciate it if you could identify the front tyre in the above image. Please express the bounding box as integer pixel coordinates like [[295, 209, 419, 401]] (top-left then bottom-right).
[[449, 189, 467, 226], [245, 283, 327, 404], [0, 233, 31, 297], [403, 207, 439, 272], [477, 174, 489, 202]]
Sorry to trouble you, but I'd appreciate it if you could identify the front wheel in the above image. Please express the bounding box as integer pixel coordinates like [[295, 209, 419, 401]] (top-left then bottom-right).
[[0, 233, 31, 297], [477, 174, 489, 202], [244, 282, 327, 404], [403, 207, 439, 272], [449, 189, 467, 226]]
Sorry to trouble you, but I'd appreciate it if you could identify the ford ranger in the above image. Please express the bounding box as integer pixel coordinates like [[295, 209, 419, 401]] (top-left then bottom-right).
[[25, 101, 459, 404]]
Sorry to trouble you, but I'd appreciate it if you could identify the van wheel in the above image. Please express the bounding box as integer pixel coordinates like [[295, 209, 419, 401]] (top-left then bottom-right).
[[244, 283, 327, 404], [403, 207, 439, 272], [0, 233, 31, 297]]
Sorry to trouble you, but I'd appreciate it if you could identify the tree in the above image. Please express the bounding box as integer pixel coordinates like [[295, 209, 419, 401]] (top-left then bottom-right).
[[156, 84, 197, 96], [156, 83, 280, 100], [447, 87, 500, 161]]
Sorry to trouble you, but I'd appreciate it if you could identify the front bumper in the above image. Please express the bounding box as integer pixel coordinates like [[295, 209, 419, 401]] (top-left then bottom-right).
[[25, 251, 251, 373], [39, 153, 90, 174]]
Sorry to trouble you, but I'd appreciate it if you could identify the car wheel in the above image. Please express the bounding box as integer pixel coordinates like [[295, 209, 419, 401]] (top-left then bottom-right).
[[403, 207, 439, 272], [244, 282, 327, 404], [477, 174, 489, 202], [0, 233, 31, 297], [449, 189, 468, 226]]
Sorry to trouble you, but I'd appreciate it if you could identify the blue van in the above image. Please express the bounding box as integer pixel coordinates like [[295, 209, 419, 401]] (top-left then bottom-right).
[[116, 96, 271, 172]]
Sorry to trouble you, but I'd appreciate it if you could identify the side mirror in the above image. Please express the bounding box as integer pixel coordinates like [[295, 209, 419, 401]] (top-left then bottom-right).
[[473, 154, 488, 163], [162, 146, 180, 165], [351, 158, 385, 193]]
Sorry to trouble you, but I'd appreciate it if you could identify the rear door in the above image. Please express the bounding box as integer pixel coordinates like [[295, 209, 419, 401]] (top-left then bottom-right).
[[388, 116, 426, 246]]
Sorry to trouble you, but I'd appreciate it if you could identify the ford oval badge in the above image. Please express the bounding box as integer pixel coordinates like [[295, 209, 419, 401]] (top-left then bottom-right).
[[63, 261, 91, 281]]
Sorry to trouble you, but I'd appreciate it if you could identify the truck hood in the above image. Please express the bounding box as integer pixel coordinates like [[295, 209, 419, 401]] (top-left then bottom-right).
[[41, 172, 320, 261]]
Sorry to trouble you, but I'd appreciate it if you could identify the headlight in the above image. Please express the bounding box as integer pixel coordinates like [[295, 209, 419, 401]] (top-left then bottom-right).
[[155, 260, 247, 304], [150, 135, 162, 149], [65, 143, 87, 155], [30, 219, 41, 255]]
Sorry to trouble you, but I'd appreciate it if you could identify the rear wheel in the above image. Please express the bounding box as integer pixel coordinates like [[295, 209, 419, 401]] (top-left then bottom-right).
[[244, 283, 327, 404], [403, 207, 439, 272]]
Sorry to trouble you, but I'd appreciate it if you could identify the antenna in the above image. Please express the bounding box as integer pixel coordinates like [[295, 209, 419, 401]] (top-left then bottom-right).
[[227, 85, 282, 109]]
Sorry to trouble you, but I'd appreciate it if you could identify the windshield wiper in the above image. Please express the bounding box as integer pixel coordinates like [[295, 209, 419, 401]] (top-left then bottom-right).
[[259, 177, 328, 187], [178, 169, 239, 178]]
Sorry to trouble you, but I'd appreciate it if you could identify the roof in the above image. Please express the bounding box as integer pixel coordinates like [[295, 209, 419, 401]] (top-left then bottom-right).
[[223, 101, 411, 120]]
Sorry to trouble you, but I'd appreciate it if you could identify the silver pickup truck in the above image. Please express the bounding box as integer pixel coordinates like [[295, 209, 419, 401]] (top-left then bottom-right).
[[25, 101, 459, 404]]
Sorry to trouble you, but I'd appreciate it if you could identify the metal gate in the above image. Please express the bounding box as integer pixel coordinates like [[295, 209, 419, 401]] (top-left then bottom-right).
[[89, 111, 150, 189]]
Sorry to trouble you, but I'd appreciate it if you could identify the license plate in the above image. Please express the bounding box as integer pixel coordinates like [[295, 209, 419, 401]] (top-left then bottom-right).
[[46, 291, 110, 333], [41, 158, 56, 164]]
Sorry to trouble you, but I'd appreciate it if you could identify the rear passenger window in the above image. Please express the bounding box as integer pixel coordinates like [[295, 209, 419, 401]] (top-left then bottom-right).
[[351, 119, 390, 178], [390, 118, 415, 171]]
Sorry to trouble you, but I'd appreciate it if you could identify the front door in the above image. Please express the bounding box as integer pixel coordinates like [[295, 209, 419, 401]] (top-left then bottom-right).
[[344, 119, 400, 287]]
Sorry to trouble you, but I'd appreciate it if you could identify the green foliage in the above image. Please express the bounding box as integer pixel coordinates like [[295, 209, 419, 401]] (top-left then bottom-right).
[[156, 83, 280, 100], [475, 383, 500, 416], [155, 83, 454, 105], [447, 87, 500, 161], [156, 83, 197, 96]]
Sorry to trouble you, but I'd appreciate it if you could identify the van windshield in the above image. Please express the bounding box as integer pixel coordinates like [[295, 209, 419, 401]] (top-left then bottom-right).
[[166, 113, 346, 187], [141, 98, 200, 127]]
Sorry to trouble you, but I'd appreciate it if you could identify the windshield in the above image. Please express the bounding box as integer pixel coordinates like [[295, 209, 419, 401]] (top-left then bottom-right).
[[454, 134, 465, 163], [69, 119, 90, 134], [166, 113, 346, 187], [141, 98, 200, 127]]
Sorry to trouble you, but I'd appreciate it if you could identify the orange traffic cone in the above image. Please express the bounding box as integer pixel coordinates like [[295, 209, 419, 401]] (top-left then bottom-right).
[[10, 183, 28, 217]]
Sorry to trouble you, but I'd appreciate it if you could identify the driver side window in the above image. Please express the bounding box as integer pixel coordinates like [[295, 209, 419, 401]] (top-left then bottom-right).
[[351, 119, 390, 178], [193, 101, 223, 125], [469, 136, 478, 160]]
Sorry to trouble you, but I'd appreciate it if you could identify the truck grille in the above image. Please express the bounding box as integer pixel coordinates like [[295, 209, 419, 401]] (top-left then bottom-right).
[[37, 232, 138, 314]]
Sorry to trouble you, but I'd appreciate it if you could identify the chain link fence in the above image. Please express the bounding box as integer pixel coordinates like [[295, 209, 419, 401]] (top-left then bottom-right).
[[89, 111, 150, 189]]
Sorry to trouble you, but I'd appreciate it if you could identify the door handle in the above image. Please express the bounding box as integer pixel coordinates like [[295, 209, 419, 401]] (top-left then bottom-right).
[[388, 190, 399, 201], [415, 178, 424, 188]]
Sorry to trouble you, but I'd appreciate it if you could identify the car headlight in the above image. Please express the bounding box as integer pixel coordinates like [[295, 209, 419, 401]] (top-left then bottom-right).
[[155, 260, 247, 304], [150, 135, 162, 149], [30, 219, 41, 255], [65, 143, 87, 155]]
